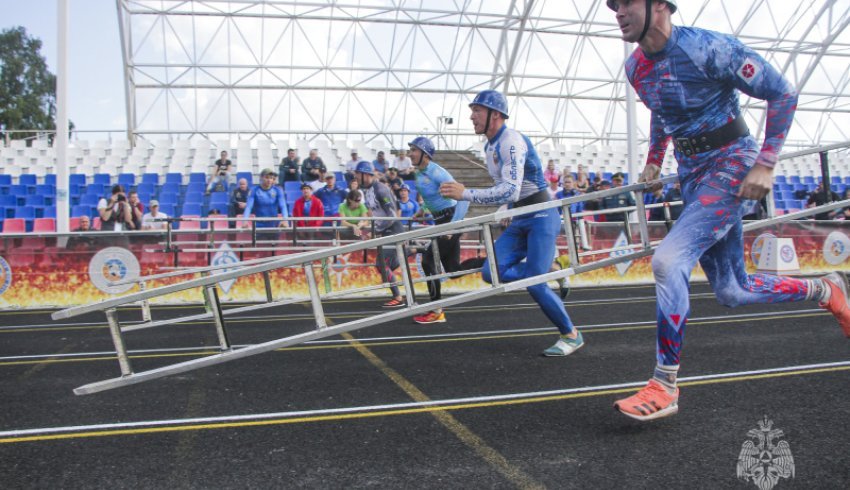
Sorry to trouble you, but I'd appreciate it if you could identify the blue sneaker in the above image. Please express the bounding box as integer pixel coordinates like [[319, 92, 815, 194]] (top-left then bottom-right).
[[542, 331, 584, 357]]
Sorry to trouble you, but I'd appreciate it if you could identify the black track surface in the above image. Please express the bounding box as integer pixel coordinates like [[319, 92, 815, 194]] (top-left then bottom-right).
[[1, 283, 848, 488]]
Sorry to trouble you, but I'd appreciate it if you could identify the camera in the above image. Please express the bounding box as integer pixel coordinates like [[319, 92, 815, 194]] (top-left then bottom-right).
[[116, 193, 127, 202]]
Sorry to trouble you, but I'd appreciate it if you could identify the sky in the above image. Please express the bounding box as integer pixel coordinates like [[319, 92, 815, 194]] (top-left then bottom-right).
[[1, 1, 126, 138]]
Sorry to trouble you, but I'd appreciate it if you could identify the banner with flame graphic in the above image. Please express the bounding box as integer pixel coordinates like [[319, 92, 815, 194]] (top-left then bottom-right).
[[0, 222, 848, 308]]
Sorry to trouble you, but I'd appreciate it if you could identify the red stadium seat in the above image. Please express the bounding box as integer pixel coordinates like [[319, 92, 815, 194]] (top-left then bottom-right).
[[33, 218, 56, 233], [1, 218, 26, 234]]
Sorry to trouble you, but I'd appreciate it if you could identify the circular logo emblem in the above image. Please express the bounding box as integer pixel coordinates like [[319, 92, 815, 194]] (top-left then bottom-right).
[[751, 233, 775, 266], [780, 244, 795, 263], [0, 256, 12, 296], [88, 247, 140, 294], [823, 231, 850, 266], [741, 63, 755, 78]]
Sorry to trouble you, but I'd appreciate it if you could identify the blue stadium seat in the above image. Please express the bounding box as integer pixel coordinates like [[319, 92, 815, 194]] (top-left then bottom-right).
[[15, 206, 37, 220], [142, 173, 159, 185], [165, 173, 183, 185], [45, 174, 57, 186], [36, 184, 55, 196], [80, 194, 101, 206], [186, 182, 205, 194], [0, 195, 16, 207], [158, 203, 176, 217], [188, 172, 206, 184], [86, 183, 109, 196], [25, 195, 45, 206], [136, 182, 155, 195], [237, 171, 253, 185], [118, 173, 135, 187], [284, 181, 301, 196], [158, 193, 179, 206], [210, 192, 229, 204], [788, 175, 801, 184], [184, 192, 204, 204], [160, 182, 180, 195], [0, 175, 11, 186], [209, 202, 229, 216], [138, 193, 152, 205], [774, 175, 787, 184], [774, 200, 787, 210], [93, 173, 111, 185], [71, 205, 94, 218], [19, 174, 37, 186], [181, 203, 203, 216], [802, 176, 815, 185], [70, 174, 87, 186], [42, 207, 56, 219]]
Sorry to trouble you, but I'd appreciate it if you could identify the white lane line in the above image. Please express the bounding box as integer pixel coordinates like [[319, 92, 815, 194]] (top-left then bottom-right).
[[0, 308, 826, 362], [1, 359, 848, 438]]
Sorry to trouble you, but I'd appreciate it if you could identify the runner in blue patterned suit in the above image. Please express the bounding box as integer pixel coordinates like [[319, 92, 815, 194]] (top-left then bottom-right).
[[439, 90, 584, 356]]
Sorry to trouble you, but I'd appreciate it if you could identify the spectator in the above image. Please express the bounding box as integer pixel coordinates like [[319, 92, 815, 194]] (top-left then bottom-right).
[[228, 178, 250, 228], [601, 173, 636, 210], [207, 150, 232, 194], [279, 148, 301, 183], [647, 187, 667, 221], [396, 184, 419, 227], [337, 190, 370, 238], [75, 215, 92, 232], [583, 179, 608, 213], [544, 159, 560, 184], [301, 149, 326, 184], [128, 191, 144, 231], [658, 181, 683, 221], [386, 167, 404, 197], [560, 166, 573, 187], [556, 175, 584, 215], [546, 178, 563, 200], [97, 184, 134, 231], [392, 149, 414, 177], [575, 164, 590, 192], [314, 174, 347, 219], [344, 150, 360, 185], [243, 168, 288, 228], [372, 150, 389, 179], [347, 179, 365, 203], [807, 182, 840, 220], [142, 200, 169, 230], [292, 183, 325, 228]]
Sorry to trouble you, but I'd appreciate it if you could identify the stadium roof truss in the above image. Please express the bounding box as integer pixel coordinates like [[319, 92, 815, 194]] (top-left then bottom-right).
[[117, 0, 850, 150]]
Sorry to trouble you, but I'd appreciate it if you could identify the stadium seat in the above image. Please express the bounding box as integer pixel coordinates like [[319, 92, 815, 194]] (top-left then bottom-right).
[[184, 192, 204, 204], [69, 217, 81, 230], [136, 182, 155, 195], [236, 171, 253, 185], [186, 182, 205, 194], [188, 172, 206, 184], [70, 174, 87, 186], [210, 192, 228, 204], [160, 182, 180, 195], [44, 174, 57, 186], [25, 195, 45, 206], [19, 174, 37, 186], [142, 173, 159, 185], [158, 203, 176, 217], [93, 173, 111, 185], [181, 203, 203, 216], [33, 218, 56, 232], [176, 215, 201, 230], [86, 183, 109, 196], [118, 173, 135, 187], [80, 194, 101, 206], [165, 172, 183, 185], [774, 175, 787, 184], [71, 205, 94, 218], [158, 193, 179, 206], [36, 184, 55, 196], [0, 175, 11, 186], [1, 218, 25, 234], [42, 207, 56, 219], [209, 202, 229, 215]]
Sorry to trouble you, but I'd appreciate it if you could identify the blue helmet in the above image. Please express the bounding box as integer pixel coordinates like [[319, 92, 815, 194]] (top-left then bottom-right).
[[407, 136, 435, 158], [355, 160, 374, 175], [469, 90, 509, 118]]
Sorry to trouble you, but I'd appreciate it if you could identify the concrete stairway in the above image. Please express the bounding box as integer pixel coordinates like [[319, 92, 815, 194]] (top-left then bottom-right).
[[432, 150, 499, 217]]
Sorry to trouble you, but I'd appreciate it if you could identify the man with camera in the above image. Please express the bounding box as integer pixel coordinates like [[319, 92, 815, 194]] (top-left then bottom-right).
[[97, 184, 134, 231]]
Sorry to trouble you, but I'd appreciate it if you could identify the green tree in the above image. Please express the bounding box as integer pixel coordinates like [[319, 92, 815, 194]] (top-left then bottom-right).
[[0, 26, 58, 142]]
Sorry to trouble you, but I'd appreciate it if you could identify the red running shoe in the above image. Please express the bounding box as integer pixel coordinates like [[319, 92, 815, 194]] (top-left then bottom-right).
[[820, 272, 850, 338], [614, 379, 679, 421], [413, 311, 446, 324]]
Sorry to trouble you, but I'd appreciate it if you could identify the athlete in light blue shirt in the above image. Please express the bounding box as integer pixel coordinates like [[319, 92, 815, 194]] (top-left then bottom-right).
[[438, 93, 581, 356]]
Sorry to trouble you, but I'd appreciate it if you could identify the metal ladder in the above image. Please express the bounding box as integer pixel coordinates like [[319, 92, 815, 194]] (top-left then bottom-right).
[[51, 175, 850, 395]]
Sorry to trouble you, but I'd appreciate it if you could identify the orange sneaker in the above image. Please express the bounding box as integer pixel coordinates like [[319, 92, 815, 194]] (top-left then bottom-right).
[[382, 297, 405, 308], [820, 272, 850, 338], [413, 311, 446, 324], [614, 379, 679, 421]]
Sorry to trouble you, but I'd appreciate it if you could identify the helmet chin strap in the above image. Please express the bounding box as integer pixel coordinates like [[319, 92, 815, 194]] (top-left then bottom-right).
[[638, 0, 652, 42], [483, 108, 493, 137]]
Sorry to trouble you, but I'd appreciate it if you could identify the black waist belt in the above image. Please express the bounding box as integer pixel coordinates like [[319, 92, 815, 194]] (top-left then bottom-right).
[[673, 117, 749, 156], [513, 190, 550, 208], [432, 206, 455, 224]]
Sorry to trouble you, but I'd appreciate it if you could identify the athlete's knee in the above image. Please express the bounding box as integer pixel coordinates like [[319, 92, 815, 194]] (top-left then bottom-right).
[[651, 250, 688, 282], [714, 286, 743, 308]]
